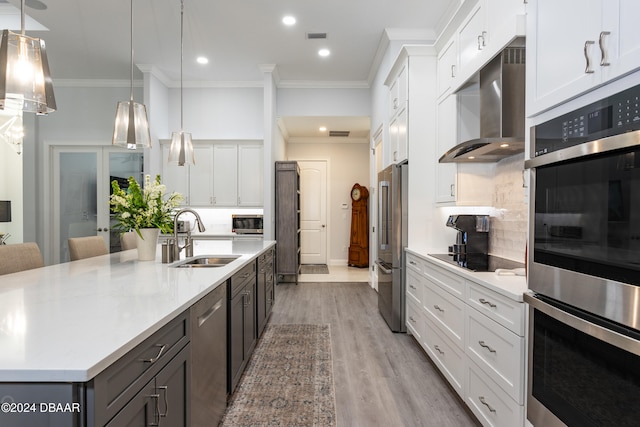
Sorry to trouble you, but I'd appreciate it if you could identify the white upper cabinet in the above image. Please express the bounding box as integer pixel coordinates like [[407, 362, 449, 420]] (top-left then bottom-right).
[[384, 46, 436, 167], [453, 0, 526, 91], [388, 62, 408, 120], [457, 2, 486, 76], [212, 144, 238, 207], [237, 144, 264, 207], [188, 145, 215, 206], [437, 38, 458, 99], [527, 0, 640, 116], [161, 140, 263, 208]]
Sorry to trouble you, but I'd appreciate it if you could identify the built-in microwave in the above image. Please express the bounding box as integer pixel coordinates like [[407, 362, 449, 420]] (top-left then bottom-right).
[[232, 214, 263, 234]]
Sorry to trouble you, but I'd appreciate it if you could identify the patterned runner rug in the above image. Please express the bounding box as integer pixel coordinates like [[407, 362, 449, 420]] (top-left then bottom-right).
[[220, 324, 336, 427], [300, 264, 330, 274]]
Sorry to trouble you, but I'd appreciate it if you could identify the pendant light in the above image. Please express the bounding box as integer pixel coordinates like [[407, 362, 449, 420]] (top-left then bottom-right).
[[0, 0, 56, 115], [112, 0, 151, 149], [167, 0, 194, 166]]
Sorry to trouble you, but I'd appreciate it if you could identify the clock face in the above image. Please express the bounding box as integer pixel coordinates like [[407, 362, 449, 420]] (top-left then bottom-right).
[[351, 187, 361, 201]]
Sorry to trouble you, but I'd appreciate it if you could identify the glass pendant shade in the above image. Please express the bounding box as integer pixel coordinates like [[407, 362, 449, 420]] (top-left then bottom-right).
[[113, 100, 151, 149], [168, 130, 194, 166], [0, 29, 56, 115]]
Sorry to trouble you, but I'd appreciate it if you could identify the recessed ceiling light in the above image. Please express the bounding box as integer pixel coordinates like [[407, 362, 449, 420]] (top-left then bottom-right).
[[500, 143, 510, 148], [319, 126, 327, 132], [282, 16, 296, 26], [196, 56, 209, 65], [468, 156, 476, 160], [318, 48, 330, 57]]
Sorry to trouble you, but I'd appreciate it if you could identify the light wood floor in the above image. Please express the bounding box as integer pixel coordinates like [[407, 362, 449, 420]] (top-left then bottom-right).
[[270, 282, 481, 427]]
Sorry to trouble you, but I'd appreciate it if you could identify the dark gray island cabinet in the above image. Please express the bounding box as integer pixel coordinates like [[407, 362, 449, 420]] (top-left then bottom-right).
[[0, 311, 191, 427], [0, 241, 277, 427]]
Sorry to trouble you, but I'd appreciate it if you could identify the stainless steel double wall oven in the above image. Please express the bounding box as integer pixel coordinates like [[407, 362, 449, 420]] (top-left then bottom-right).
[[525, 82, 640, 427]]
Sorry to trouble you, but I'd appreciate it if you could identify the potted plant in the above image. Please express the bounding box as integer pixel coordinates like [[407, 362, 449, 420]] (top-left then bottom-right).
[[110, 174, 183, 260]]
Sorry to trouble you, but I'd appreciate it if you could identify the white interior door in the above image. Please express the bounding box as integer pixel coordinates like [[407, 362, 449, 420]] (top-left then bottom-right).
[[52, 147, 143, 263], [299, 161, 327, 265]]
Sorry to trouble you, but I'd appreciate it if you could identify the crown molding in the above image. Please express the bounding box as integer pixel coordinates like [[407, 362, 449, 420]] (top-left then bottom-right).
[[288, 136, 369, 145], [277, 80, 370, 89]]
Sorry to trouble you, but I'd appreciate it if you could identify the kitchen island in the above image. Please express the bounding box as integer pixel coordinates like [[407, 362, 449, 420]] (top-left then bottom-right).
[[0, 239, 275, 426]]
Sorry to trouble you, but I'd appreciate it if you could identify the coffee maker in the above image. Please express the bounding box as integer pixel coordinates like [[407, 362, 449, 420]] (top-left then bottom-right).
[[446, 215, 489, 262]]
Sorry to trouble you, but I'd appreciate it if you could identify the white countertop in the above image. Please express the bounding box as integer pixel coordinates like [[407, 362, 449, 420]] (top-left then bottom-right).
[[406, 248, 528, 302], [0, 239, 275, 383]]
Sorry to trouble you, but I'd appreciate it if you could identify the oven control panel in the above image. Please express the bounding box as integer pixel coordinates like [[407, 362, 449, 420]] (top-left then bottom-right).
[[534, 83, 640, 156]]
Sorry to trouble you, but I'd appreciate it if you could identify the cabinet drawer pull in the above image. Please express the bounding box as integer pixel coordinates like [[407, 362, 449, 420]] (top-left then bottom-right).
[[434, 345, 445, 355], [599, 31, 611, 66], [450, 184, 455, 197], [584, 40, 595, 73], [140, 344, 166, 363], [478, 298, 497, 308], [478, 340, 497, 354], [409, 260, 417, 266], [433, 304, 445, 313], [409, 316, 416, 324], [409, 284, 417, 290], [451, 64, 456, 78], [479, 396, 497, 413]]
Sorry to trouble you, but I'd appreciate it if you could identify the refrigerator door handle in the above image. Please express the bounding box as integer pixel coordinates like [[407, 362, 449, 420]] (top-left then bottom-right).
[[379, 180, 390, 250], [375, 260, 393, 274]]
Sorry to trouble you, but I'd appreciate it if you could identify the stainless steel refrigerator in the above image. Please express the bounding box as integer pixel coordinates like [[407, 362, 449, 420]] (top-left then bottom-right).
[[376, 163, 408, 332]]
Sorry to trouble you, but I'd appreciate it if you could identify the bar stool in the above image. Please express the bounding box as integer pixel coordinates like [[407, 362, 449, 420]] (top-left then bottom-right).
[[0, 242, 45, 275], [68, 236, 108, 261]]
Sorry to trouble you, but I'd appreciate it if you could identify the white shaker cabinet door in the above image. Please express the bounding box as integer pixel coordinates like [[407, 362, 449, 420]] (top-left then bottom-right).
[[238, 144, 263, 206], [188, 145, 214, 206], [212, 144, 238, 206], [527, 0, 603, 115]]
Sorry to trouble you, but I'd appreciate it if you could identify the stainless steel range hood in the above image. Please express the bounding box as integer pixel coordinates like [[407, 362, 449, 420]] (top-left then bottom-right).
[[439, 43, 525, 163]]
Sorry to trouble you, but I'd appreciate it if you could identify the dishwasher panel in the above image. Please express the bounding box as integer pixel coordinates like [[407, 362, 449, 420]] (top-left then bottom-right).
[[191, 284, 227, 426]]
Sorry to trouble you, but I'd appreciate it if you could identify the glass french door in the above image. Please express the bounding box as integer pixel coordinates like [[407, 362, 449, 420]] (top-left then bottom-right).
[[52, 147, 143, 263]]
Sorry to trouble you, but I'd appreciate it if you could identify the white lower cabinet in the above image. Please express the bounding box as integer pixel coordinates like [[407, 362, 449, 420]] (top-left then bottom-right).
[[466, 307, 524, 404], [406, 251, 525, 427], [423, 315, 465, 398], [406, 297, 424, 343]]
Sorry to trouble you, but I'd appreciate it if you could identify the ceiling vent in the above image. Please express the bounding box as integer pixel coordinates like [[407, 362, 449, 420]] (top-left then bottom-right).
[[329, 130, 350, 137], [306, 32, 327, 39]]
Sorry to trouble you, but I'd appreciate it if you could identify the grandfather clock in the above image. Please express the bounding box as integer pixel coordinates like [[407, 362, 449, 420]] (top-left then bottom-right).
[[348, 183, 369, 267]]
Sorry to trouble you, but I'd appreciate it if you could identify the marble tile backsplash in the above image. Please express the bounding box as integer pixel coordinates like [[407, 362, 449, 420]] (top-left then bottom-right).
[[489, 153, 527, 262]]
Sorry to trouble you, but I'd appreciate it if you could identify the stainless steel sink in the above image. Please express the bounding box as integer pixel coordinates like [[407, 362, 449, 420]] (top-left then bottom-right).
[[172, 255, 240, 268]]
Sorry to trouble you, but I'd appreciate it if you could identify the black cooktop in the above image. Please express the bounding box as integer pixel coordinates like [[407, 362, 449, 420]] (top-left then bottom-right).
[[428, 253, 525, 272]]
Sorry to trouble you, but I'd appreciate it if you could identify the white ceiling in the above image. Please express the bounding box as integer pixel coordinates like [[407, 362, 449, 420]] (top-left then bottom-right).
[[3, 0, 457, 138]]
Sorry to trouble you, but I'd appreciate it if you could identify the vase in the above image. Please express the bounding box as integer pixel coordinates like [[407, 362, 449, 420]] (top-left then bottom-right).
[[136, 228, 160, 261]]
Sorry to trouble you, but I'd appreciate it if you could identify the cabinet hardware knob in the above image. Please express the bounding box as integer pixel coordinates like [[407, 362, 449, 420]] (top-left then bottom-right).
[[599, 31, 611, 66], [478, 340, 497, 353], [479, 396, 497, 413], [584, 40, 595, 73], [479, 298, 497, 308], [140, 344, 166, 363]]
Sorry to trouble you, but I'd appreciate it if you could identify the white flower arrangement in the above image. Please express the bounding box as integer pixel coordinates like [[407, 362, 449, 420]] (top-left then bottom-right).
[[110, 175, 183, 237]]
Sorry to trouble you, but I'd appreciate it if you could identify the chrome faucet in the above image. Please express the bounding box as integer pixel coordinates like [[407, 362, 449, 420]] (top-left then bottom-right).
[[173, 208, 206, 261]]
